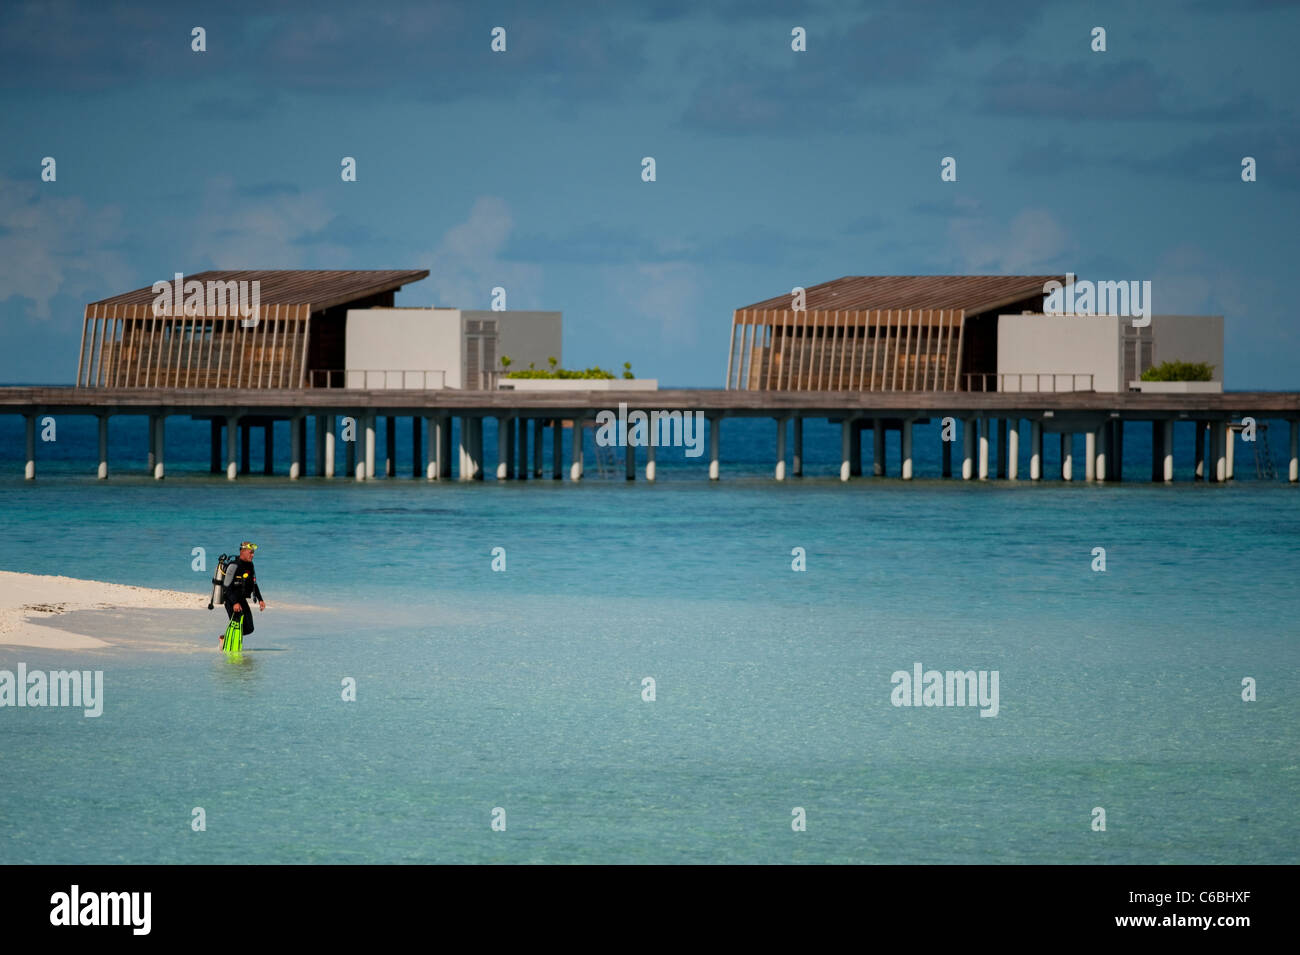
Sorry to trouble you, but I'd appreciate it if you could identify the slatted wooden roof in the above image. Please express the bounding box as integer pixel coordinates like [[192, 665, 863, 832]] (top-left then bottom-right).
[[741, 275, 1067, 313], [88, 270, 429, 312]]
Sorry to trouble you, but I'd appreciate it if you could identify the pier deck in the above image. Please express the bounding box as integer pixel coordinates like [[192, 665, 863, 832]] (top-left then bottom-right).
[[3, 386, 1298, 484]]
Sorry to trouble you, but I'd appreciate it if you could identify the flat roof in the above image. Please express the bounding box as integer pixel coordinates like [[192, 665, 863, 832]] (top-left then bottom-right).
[[741, 275, 1068, 314], [89, 269, 430, 312]]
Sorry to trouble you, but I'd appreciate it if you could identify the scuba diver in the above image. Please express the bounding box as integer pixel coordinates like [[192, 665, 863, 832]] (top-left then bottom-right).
[[215, 542, 266, 650]]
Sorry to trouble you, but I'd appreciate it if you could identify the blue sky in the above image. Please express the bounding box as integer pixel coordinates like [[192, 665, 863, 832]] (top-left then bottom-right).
[[2, 0, 1297, 387]]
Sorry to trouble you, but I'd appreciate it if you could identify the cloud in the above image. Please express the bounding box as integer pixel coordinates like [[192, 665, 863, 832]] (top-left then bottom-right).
[[978, 57, 1270, 122], [422, 197, 544, 309], [0, 176, 132, 318], [608, 261, 701, 345], [185, 175, 342, 268], [947, 206, 1074, 273]]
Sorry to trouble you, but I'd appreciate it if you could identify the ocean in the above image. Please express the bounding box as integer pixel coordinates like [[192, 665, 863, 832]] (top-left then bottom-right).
[[1, 412, 1297, 863]]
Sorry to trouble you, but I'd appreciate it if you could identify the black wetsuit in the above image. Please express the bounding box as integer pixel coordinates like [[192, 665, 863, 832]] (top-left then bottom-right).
[[223, 558, 263, 636]]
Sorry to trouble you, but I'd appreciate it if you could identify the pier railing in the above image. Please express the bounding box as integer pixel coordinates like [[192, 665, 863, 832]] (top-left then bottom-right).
[[964, 373, 1095, 393], [310, 369, 448, 389]]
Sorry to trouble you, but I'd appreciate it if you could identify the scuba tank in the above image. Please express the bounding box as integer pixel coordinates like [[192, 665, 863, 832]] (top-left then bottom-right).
[[208, 553, 238, 609]]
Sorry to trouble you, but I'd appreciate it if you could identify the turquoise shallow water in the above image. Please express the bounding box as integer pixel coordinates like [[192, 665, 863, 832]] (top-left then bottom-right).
[[1, 418, 1298, 863]]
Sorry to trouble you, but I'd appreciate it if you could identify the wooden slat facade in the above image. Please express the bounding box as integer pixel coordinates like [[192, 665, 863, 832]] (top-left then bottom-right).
[[726, 309, 966, 392], [79, 303, 312, 389]]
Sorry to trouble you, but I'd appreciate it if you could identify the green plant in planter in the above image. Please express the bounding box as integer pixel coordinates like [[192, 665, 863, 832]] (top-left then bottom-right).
[[622, 362, 634, 380], [1141, 360, 1214, 382]]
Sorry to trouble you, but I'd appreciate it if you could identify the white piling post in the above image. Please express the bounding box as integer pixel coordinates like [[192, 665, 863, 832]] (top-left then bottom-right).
[[1007, 419, 1019, 480], [426, 417, 438, 480], [1290, 420, 1299, 483], [840, 419, 852, 482], [323, 416, 336, 478], [1029, 420, 1042, 481], [775, 417, 787, 481], [978, 418, 990, 480], [497, 416, 511, 481], [1225, 421, 1235, 481], [289, 414, 302, 479], [901, 419, 913, 480], [226, 415, 239, 481], [97, 415, 109, 480], [364, 415, 376, 479], [792, 417, 803, 477], [154, 414, 165, 480], [1215, 421, 1228, 482], [873, 420, 885, 477], [1163, 420, 1174, 482], [24, 413, 35, 480], [1085, 430, 1096, 482], [646, 442, 656, 482], [1095, 425, 1108, 484], [1061, 434, 1073, 481], [570, 419, 583, 482], [962, 418, 975, 480], [709, 418, 720, 481]]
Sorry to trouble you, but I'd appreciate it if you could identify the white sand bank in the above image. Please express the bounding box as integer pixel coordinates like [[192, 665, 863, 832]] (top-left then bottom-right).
[[0, 571, 324, 650]]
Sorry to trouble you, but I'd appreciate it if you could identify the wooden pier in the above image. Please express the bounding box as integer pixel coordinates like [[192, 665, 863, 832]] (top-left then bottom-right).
[[3, 386, 1298, 484]]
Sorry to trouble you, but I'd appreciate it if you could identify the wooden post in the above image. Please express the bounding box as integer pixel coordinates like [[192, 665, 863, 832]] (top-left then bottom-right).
[[412, 416, 422, 479], [210, 419, 222, 474], [315, 415, 327, 477], [962, 418, 975, 480], [290, 415, 302, 480], [996, 419, 1008, 479], [1289, 420, 1298, 483], [346, 419, 357, 479], [552, 420, 562, 480], [365, 415, 376, 479], [385, 416, 396, 477], [901, 419, 913, 480], [570, 419, 583, 482], [1006, 420, 1019, 480], [99, 415, 110, 480], [1029, 420, 1042, 481], [978, 418, 990, 480], [226, 414, 239, 481], [498, 416, 511, 480], [1194, 421, 1205, 480], [792, 417, 803, 477], [533, 418, 543, 478], [1151, 421, 1162, 482], [840, 419, 852, 482], [1163, 420, 1174, 483], [24, 413, 35, 480], [775, 417, 787, 481], [324, 416, 336, 479], [709, 417, 720, 481]]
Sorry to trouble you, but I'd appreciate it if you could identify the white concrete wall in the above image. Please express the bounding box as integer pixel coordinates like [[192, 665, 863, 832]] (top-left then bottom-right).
[[463, 310, 562, 376], [997, 315, 1121, 391], [345, 308, 463, 388], [1149, 315, 1223, 382]]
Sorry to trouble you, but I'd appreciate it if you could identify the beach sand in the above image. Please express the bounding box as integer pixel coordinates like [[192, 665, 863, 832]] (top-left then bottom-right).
[[0, 570, 324, 651]]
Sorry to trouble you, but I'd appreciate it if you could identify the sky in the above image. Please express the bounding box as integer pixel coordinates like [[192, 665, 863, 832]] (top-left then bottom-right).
[[1, 0, 1297, 387]]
